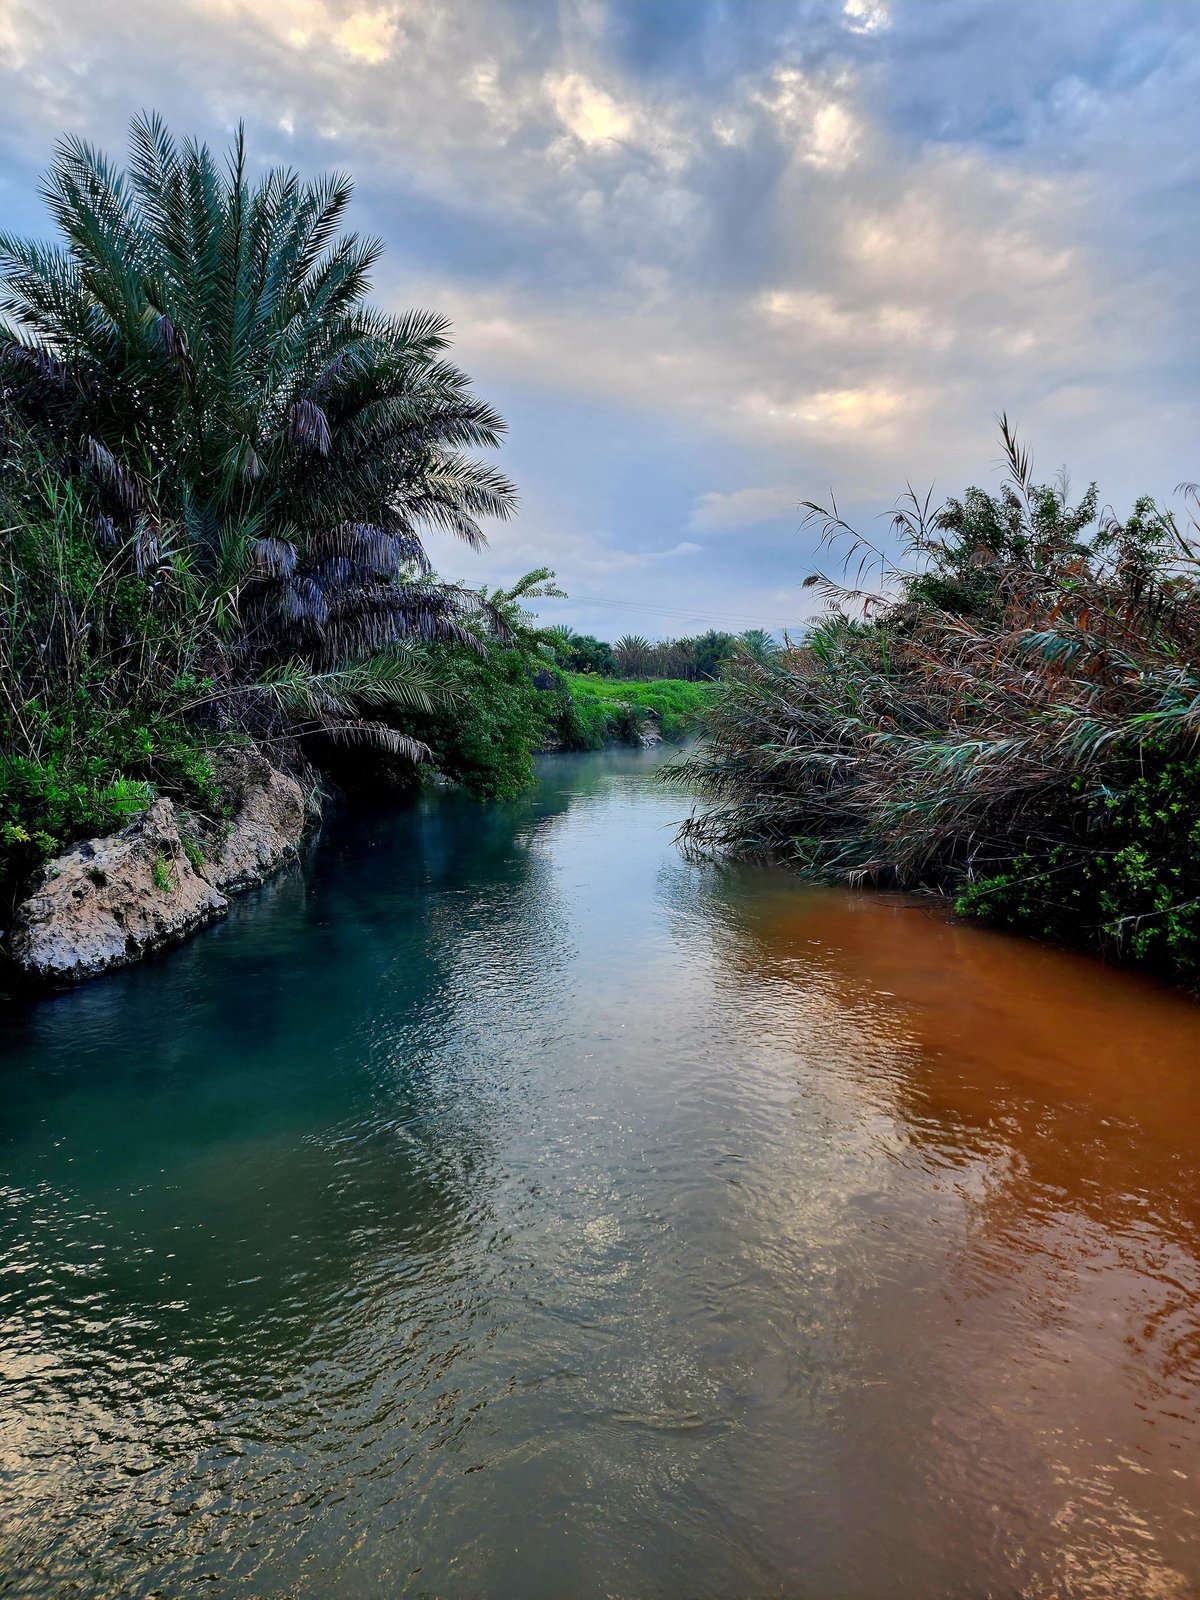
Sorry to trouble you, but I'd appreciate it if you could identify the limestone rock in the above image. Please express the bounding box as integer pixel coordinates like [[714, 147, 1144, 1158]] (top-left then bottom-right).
[[7, 753, 310, 986], [638, 708, 663, 747], [10, 799, 228, 985], [203, 750, 306, 893]]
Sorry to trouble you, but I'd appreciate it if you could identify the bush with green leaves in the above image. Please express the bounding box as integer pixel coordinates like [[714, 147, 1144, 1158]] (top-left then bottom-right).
[[954, 748, 1200, 973], [549, 630, 616, 676], [404, 644, 550, 800], [677, 422, 1200, 984]]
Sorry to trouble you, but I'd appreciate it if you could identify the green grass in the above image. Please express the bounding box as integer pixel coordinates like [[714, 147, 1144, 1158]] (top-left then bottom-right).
[[562, 675, 714, 744]]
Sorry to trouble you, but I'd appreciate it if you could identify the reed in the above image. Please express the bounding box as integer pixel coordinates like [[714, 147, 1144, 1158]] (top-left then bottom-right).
[[675, 423, 1200, 980]]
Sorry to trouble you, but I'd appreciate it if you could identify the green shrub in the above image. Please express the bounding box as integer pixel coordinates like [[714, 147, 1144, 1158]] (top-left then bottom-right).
[[549, 631, 616, 676], [0, 464, 225, 904], [405, 644, 550, 800], [954, 749, 1200, 980]]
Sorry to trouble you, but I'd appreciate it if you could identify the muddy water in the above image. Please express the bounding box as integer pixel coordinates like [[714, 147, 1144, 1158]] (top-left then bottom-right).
[[1, 746, 1198, 1598]]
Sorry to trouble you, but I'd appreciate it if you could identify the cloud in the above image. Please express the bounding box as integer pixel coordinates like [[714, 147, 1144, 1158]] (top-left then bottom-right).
[[334, 9, 398, 64], [547, 72, 634, 146], [843, 0, 890, 33], [0, 0, 1197, 634], [689, 487, 799, 533]]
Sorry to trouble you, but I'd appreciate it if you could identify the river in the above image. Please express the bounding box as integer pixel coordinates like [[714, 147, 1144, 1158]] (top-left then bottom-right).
[[2, 746, 1198, 1598]]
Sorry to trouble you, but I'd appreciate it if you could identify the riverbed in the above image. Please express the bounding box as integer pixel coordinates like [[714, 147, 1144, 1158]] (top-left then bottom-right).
[[2, 746, 1198, 1598]]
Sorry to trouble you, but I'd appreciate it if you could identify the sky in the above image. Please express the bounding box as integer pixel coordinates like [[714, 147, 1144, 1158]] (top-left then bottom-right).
[[1, 0, 1198, 639]]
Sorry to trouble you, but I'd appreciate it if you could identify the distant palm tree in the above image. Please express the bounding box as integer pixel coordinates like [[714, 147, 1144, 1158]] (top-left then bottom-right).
[[0, 113, 517, 665], [737, 628, 781, 664], [615, 633, 653, 676]]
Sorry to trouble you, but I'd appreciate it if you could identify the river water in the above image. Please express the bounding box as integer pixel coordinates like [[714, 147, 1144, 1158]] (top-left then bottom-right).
[[1, 746, 1198, 1598]]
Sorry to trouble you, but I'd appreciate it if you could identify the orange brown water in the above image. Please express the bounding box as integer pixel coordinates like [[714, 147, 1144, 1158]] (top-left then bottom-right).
[[1, 747, 1197, 1597]]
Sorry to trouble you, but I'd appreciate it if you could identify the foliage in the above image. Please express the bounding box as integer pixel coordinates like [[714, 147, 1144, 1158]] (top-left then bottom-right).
[[0, 113, 515, 671], [550, 626, 779, 684], [391, 570, 565, 799], [0, 458, 225, 899], [612, 630, 738, 681], [614, 634, 654, 677], [557, 675, 713, 747], [549, 629, 615, 676], [953, 750, 1200, 972], [0, 116, 519, 910], [677, 422, 1200, 983], [405, 643, 550, 800], [736, 628, 782, 664]]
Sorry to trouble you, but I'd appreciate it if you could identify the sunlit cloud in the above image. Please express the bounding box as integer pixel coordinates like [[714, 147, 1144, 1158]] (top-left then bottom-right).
[[0, 0, 1195, 635], [334, 8, 397, 63], [547, 72, 633, 146], [843, 0, 890, 34]]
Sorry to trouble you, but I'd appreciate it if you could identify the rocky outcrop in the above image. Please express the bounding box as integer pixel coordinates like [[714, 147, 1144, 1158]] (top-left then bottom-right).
[[9, 799, 229, 984], [637, 708, 663, 747], [8, 754, 309, 986], [201, 749, 306, 893]]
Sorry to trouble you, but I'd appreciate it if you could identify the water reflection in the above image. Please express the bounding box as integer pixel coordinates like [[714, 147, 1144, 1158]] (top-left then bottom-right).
[[670, 866, 1200, 1598], [0, 748, 1197, 1598]]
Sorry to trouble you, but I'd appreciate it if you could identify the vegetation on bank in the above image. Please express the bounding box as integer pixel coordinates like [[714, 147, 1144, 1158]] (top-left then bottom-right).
[[677, 423, 1200, 985], [0, 113, 525, 913], [558, 675, 713, 745], [0, 112, 721, 921]]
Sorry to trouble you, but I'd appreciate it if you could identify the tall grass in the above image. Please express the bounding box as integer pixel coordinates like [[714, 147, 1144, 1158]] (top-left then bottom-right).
[[676, 424, 1200, 981], [0, 455, 229, 900]]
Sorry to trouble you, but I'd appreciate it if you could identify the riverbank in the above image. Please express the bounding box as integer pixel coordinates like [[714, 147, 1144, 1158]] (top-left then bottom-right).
[[545, 674, 713, 751], [0, 680, 707, 988]]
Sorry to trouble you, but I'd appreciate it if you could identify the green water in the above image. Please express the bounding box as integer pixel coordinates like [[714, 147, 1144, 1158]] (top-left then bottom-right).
[[2, 747, 1199, 1598]]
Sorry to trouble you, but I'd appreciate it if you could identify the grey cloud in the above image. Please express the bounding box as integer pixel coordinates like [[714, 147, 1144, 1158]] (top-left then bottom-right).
[[1, 0, 1198, 634]]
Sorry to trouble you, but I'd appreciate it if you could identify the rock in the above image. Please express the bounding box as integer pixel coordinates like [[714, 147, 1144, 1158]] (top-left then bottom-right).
[[202, 750, 306, 893], [638, 708, 663, 747], [7, 752, 310, 986], [10, 799, 229, 985]]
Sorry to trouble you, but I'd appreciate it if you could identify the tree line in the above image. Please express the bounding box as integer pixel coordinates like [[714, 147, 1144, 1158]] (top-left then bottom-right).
[[550, 627, 780, 680]]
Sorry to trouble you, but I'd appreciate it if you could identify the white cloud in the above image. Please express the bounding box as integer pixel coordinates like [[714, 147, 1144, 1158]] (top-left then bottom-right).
[[843, 0, 890, 34], [689, 487, 799, 533], [334, 9, 398, 64], [546, 72, 632, 146]]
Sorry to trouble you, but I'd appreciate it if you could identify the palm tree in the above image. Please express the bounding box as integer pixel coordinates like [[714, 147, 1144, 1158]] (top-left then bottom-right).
[[737, 628, 781, 664], [615, 633, 653, 677], [0, 113, 517, 667]]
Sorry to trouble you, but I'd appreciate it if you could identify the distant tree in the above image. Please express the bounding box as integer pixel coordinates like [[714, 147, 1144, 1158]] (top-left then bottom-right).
[[737, 628, 781, 664], [690, 630, 738, 680], [615, 634, 654, 677], [551, 629, 615, 675]]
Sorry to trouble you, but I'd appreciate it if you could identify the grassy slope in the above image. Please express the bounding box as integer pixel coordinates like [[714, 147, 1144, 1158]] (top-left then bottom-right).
[[562, 675, 714, 744]]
